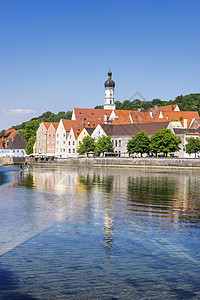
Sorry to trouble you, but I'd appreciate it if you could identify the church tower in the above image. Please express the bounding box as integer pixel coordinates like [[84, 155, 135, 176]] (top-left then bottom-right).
[[104, 69, 116, 110]]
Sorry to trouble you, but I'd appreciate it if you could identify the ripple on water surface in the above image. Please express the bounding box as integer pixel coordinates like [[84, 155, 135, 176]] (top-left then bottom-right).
[[0, 166, 200, 299]]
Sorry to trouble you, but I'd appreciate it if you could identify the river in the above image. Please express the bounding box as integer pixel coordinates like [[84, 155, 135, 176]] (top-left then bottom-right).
[[0, 165, 200, 299]]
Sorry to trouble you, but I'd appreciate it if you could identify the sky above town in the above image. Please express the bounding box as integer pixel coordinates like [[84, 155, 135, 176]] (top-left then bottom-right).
[[0, 0, 199, 130]]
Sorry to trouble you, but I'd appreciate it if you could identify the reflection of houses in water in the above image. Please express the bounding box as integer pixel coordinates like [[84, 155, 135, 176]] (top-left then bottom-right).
[[32, 166, 78, 194], [29, 166, 200, 226]]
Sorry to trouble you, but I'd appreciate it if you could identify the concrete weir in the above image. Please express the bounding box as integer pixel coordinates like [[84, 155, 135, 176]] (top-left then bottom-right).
[[1, 156, 200, 169]]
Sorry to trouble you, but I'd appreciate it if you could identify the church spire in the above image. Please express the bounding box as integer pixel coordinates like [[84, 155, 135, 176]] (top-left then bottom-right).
[[104, 69, 116, 110]]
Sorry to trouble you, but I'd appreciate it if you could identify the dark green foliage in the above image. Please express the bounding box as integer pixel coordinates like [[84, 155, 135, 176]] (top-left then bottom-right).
[[186, 137, 200, 157], [12, 110, 72, 146], [77, 136, 95, 154], [94, 105, 103, 109], [127, 131, 150, 157], [12, 110, 72, 131], [18, 120, 40, 142], [102, 93, 200, 113], [150, 129, 181, 157], [95, 136, 114, 154], [25, 135, 36, 155], [0, 129, 5, 136]]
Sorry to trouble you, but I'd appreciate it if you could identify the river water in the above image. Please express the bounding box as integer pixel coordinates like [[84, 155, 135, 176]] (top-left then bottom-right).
[[0, 165, 200, 299]]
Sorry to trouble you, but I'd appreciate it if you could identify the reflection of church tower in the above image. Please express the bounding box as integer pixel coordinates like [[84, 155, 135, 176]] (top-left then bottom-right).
[[104, 69, 116, 110]]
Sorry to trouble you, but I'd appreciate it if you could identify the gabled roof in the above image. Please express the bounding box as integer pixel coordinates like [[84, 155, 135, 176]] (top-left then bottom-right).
[[51, 122, 59, 130], [6, 133, 27, 149], [0, 129, 17, 148], [85, 128, 95, 135], [0, 128, 16, 140], [70, 126, 83, 139], [42, 122, 52, 130], [99, 122, 171, 137], [61, 119, 84, 132]]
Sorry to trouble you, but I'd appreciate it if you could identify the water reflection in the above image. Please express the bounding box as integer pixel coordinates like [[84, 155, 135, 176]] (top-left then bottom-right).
[[0, 166, 200, 299], [78, 174, 114, 194]]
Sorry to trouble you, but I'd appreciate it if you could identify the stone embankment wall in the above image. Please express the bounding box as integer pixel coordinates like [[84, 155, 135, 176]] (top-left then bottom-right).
[[0, 157, 25, 166], [27, 157, 200, 169], [1, 156, 200, 169]]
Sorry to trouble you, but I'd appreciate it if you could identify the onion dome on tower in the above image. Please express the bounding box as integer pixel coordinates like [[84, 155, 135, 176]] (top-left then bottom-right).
[[104, 68, 116, 110], [104, 69, 115, 88]]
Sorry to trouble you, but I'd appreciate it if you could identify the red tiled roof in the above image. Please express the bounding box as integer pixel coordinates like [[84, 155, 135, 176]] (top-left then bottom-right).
[[161, 111, 199, 128], [42, 122, 52, 130], [73, 108, 113, 122], [0, 129, 17, 148], [51, 122, 59, 130]]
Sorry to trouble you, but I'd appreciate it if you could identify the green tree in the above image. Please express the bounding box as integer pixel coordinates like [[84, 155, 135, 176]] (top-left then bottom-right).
[[18, 120, 40, 141], [95, 136, 114, 154], [186, 137, 200, 158], [25, 135, 36, 155], [150, 129, 181, 157], [127, 130, 150, 157], [77, 136, 95, 154]]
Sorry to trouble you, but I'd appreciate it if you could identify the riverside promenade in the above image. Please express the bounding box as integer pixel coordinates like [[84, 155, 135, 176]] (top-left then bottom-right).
[[1, 156, 200, 169]]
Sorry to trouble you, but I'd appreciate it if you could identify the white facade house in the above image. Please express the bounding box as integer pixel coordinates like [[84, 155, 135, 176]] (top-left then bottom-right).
[[55, 119, 69, 158], [66, 127, 79, 157], [92, 122, 174, 156], [34, 122, 51, 154]]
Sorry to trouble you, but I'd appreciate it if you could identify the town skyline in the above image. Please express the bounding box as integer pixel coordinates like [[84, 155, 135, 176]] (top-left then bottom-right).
[[0, 0, 199, 131]]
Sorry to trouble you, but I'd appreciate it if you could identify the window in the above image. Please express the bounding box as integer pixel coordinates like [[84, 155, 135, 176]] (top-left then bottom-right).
[[83, 123, 85, 128], [60, 148, 62, 152], [56, 148, 58, 152], [48, 147, 50, 151], [73, 141, 75, 145], [52, 140, 54, 144], [47, 140, 49, 144], [69, 141, 70, 145], [79, 141, 81, 145], [63, 148, 65, 152], [63, 141, 65, 144], [63, 133, 65, 137], [57, 134, 59, 137], [93, 124, 95, 128], [73, 149, 75, 153], [17, 150, 19, 153], [52, 146, 54, 151], [69, 149, 71, 153], [52, 133, 54, 137], [115, 140, 117, 147], [57, 141, 59, 144], [119, 140, 121, 147], [13, 150, 15, 153], [49, 134, 51, 137]]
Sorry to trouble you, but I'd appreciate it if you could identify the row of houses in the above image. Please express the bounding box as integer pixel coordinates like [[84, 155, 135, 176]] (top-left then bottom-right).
[[33, 105, 200, 158]]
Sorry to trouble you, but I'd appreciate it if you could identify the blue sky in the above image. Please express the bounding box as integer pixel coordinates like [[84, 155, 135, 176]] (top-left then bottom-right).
[[0, 0, 199, 130]]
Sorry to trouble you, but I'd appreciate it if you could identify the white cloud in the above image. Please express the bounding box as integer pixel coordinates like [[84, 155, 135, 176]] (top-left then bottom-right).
[[2, 109, 35, 115]]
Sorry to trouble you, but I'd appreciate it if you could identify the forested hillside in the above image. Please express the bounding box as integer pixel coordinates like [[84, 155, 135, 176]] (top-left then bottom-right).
[[12, 110, 72, 131], [95, 93, 200, 113]]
